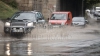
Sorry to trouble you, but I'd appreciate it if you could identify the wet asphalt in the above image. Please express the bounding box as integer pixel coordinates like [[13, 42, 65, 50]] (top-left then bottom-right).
[[0, 13, 100, 56]]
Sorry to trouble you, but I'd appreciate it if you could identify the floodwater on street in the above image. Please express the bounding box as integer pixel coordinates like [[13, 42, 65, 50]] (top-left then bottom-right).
[[0, 13, 100, 56]]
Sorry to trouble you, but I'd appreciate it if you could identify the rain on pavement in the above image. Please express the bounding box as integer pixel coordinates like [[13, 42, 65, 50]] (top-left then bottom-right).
[[0, 13, 100, 56]]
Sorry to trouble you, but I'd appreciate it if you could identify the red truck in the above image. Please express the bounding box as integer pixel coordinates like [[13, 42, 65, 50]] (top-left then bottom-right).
[[48, 12, 72, 27]]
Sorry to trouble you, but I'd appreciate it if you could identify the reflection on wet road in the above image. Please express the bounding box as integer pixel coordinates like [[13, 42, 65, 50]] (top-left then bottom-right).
[[0, 25, 100, 56], [4, 40, 32, 56], [1, 38, 100, 56]]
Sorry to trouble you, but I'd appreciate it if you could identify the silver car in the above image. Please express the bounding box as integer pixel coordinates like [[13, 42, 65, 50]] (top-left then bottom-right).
[[72, 17, 88, 27]]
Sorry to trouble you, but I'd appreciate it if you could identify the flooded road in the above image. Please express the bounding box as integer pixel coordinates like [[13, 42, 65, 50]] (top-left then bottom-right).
[[2, 39, 100, 56], [0, 24, 100, 56], [0, 14, 100, 56]]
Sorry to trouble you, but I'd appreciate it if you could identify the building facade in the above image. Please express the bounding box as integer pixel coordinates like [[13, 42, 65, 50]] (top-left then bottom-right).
[[16, 0, 59, 18]]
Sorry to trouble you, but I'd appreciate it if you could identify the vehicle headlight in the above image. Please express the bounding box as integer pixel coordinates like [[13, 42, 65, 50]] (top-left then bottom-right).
[[27, 22, 33, 27], [5, 22, 10, 27]]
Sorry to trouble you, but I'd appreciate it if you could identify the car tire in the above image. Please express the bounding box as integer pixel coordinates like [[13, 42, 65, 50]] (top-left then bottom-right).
[[10, 32, 14, 36], [4, 29, 8, 34]]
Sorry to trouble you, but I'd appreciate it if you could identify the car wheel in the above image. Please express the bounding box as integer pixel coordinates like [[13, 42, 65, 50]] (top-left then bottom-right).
[[10, 32, 14, 36], [4, 29, 8, 34]]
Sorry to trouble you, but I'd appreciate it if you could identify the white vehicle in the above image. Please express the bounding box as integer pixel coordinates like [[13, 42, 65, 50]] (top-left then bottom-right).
[[72, 17, 88, 27], [95, 7, 100, 11], [94, 7, 100, 16], [93, 7, 100, 21]]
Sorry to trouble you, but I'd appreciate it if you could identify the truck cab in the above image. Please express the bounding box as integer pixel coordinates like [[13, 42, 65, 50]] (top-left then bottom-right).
[[48, 12, 72, 27]]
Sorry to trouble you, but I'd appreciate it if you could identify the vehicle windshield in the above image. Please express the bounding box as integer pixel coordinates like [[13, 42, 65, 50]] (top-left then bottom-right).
[[11, 13, 36, 20], [72, 17, 84, 22], [50, 14, 67, 20]]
